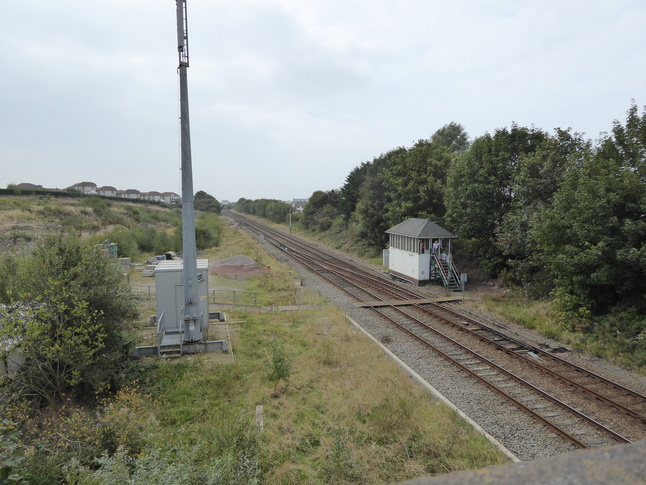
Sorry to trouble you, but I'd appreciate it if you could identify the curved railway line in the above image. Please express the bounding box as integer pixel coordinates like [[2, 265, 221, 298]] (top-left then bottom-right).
[[226, 211, 646, 459]]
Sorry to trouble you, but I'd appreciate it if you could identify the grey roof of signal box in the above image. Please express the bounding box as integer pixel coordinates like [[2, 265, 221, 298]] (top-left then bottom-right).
[[386, 218, 456, 239]]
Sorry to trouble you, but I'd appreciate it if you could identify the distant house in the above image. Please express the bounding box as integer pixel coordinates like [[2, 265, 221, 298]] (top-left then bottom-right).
[[97, 186, 117, 197], [15, 183, 44, 191], [142, 191, 163, 202], [292, 198, 308, 212], [162, 192, 181, 204], [71, 182, 98, 195], [17, 179, 185, 204], [121, 189, 141, 200]]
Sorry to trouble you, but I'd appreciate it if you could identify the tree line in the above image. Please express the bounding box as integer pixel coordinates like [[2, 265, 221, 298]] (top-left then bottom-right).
[[236, 103, 646, 352]]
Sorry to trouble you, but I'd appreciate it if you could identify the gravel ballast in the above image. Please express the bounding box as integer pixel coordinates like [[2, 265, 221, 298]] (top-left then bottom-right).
[[248, 228, 646, 462]]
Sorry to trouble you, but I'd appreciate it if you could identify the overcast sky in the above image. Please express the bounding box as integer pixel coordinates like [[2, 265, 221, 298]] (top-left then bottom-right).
[[1, 1, 645, 202]]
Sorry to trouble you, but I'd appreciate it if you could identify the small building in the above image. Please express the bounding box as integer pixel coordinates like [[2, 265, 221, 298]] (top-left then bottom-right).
[[15, 182, 44, 191], [385, 218, 462, 290], [142, 191, 163, 202], [121, 189, 141, 200], [97, 186, 117, 197], [71, 181, 98, 194], [291, 198, 308, 212], [162, 192, 180, 204]]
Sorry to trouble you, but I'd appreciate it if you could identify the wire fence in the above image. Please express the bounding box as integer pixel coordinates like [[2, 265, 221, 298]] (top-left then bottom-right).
[[132, 285, 262, 308]]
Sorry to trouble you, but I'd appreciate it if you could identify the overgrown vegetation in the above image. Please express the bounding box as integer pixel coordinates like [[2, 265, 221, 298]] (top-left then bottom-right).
[[0, 211, 508, 483], [237, 103, 646, 372], [0, 193, 226, 261], [0, 235, 140, 407], [0, 419, 24, 483]]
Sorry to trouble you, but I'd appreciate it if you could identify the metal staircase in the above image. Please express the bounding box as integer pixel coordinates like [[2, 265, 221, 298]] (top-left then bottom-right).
[[157, 312, 183, 358], [432, 252, 463, 293]]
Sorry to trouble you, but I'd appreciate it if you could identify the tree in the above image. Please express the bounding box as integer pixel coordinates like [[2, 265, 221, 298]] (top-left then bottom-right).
[[266, 342, 292, 396], [444, 124, 548, 275], [340, 162, 370, 222], [301, 190, 342, 231], [354, 152, 397, 250], [234, 198, 293, 224], [495, 129, 589, 294], [194, 190, 222, 214], [533, 103, 646, 321], [0, 420, 24, 483], [382, 139, 454, 225], [235, 198, 254, 214], [173, 212, 222, 251], [0, 235, 139, 407], [430, 122, 470, 153]]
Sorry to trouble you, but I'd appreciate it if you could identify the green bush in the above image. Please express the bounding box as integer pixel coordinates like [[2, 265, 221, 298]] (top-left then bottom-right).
[[82, 196, 111, 218], [0, 420, 24, 484], [172, 212, 222, 252], [266, 342, 292, 395], [0, 235, 139, 407], [95, 228, 139, 259]]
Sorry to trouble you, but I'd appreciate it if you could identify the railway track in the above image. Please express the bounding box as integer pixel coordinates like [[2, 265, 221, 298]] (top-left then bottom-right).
[[226, 211, 646, 455]]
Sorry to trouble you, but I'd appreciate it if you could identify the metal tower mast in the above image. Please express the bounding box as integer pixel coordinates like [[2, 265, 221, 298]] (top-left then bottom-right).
[[176, 0, 202, 342]]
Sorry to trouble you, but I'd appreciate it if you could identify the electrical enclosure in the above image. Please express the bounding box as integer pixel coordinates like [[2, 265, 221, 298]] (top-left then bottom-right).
[[155, 259, 209, 341]]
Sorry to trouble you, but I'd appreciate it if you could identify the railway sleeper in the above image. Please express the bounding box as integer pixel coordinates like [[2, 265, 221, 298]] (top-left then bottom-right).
[[507, 346, 528, 352], [568, 428, 596, 437], [529, 403, 552, 410], [497, 383, 518, 389], [485, 375, 509, 382], [477, 372, 500, 378], [556, 419, 581, 427], [541, 411, 564, 419]]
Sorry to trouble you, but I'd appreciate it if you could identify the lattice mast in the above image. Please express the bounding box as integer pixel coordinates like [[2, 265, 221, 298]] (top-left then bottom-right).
[[176, 0, 202, 342]]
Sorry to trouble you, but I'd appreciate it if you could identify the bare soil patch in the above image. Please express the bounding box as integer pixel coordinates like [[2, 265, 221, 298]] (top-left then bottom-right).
[[209, 255, 266, 280]]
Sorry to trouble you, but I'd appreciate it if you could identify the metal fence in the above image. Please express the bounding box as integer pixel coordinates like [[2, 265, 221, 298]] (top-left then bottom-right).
[[132, 285, 262, 308]]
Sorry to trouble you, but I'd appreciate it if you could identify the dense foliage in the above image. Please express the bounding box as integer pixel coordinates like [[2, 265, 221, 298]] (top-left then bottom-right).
[[0, 235, 139, 408], [235, 197, 294, 224], [236, 106, 646, 364], [194, 190, 222, 214]]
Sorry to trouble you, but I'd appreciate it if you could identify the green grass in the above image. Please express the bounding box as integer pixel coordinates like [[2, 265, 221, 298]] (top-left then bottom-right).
[[4, 205, 510, 482], [130, 223, 510, 482], [476, 290, 646, 375], [126, 303, 508, 484]]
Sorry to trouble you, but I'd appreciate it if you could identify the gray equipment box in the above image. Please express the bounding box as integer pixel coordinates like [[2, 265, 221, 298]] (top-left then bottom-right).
[[155, 259, 209, 342]]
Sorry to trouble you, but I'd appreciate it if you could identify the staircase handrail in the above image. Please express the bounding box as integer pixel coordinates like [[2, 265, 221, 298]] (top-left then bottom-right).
[[448, 254, 461, 279], [432, 250, 450, 289], [156, 311, 165, 351], [448, 254, 464, 292]]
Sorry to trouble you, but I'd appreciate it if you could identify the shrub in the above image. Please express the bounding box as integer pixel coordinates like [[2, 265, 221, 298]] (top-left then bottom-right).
[[0, 235, 139, 407], [266, 342, 292, 395], [0, 420, 24, 484]]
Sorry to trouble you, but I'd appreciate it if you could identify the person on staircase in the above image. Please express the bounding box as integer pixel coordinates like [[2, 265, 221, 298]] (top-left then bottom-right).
[[432, 239, 441, 258]]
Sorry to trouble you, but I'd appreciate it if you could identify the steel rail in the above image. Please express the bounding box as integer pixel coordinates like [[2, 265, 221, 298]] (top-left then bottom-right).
[[233, 215, 628, 447], [288, 244, 626, 447], [419, 303, 646, 423], [285, 245, 631, 446], [246, 215, 646, 423], [230, 212, 644, 445]]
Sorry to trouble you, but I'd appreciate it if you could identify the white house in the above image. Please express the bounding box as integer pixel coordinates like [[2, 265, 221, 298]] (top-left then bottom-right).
[[162, 192, 181, 204], [142, 191, 163, 202], [292, 198, 308, 212], [121, 189, 141, 200], [97, 186, 117, 197], [71, 181, 98, 194]]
